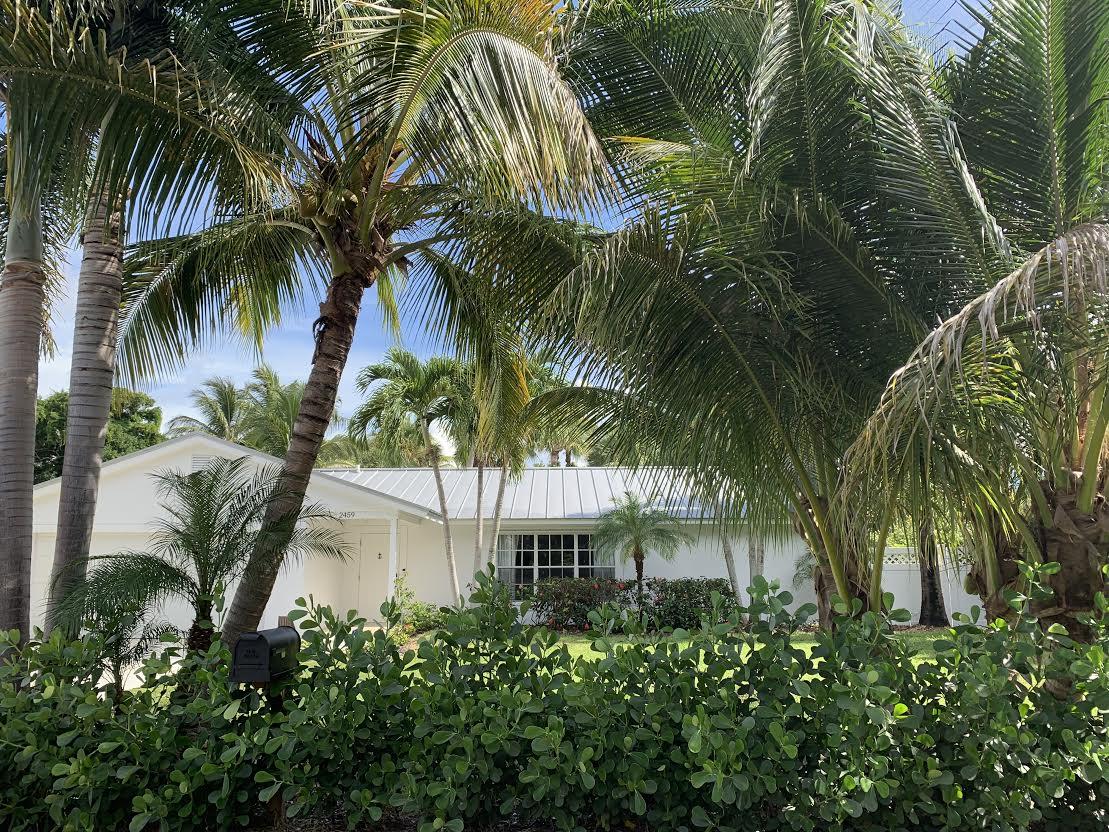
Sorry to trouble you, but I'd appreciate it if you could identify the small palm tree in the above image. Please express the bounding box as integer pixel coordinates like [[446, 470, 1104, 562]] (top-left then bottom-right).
[[592, 493, 694, 616], [58, 458, 349, 653]]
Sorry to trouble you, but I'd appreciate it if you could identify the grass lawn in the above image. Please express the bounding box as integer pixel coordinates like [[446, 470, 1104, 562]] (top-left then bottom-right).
[[555, 629, 943, 662]]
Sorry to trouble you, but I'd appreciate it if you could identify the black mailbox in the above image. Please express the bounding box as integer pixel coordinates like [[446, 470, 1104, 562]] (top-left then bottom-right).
[[230, 626, 301, 684]]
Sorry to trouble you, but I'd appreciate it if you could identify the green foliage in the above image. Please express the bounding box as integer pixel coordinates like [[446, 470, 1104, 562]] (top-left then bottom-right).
[[528, 576, 739, 632], [391, 575, 448, 641], [58, 457, 351, 651], [35, 389, 162, 483], [167, 366, 341, 460], [527, 576, 636, 630], [3, 573, 1107, 831], [645, 576, 741, 631]]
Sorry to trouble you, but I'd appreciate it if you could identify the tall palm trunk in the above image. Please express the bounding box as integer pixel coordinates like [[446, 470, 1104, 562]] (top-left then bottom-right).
[[549, 448, 559, 466], [486, 463, 509, 563], [1032, 487, 1109, 644], [423, 417, 461, 600], [0, 208, 45, 642], [222, 259, 374, 643], [813, 558, 835, 630], [722, 535, 741, 601], [46, 189, 125, 636], [472, 459, 485, 579], [916, 520, 949, 627], [747, 534, 765, 585]]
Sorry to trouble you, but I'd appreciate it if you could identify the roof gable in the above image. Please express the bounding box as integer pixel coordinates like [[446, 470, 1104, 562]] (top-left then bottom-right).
[[33, 434, 440, 520]]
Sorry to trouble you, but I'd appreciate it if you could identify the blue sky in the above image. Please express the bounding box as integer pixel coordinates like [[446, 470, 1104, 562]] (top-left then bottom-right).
[[37, 0, 979, 427]]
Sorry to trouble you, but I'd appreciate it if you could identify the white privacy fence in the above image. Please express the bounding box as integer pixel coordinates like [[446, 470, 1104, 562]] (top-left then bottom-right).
[[880, 547, 983, 623]]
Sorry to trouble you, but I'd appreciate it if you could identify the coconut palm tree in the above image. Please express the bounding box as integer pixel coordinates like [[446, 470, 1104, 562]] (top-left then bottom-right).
[[167, 378, 251, 443], [57, 457, 349, 653], [593, 492, 693, 619], [840, 0, 1109, 634], [491, 0, 1006, 624], [0, 2, 283, 641], [349, 348, 464, 598], [114, 0, 606, 643]]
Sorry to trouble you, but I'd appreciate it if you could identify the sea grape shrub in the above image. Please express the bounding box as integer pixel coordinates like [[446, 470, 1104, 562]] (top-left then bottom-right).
[[0, 573, 1106, 832]]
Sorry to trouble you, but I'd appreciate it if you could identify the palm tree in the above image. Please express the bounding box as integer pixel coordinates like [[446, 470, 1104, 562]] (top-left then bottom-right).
[[478, 349, 581, 571], [593, 492, 693, 619], [168, 367, 337, 459], [167, 378, 250, 443], [840, 0, 1109, 635], [315, 425, 428, 469], [240, 366, 311, 458], [349, 348, 464, 599], [82, 599, 176, 703], [491, 0, 1006, 624], [0, 2, 282, 641], [113, 0, 606, 644], [57, 457, 349, 653]]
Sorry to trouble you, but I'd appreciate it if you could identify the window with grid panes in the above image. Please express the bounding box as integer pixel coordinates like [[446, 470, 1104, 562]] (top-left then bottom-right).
[[495, 532, 615, 599]]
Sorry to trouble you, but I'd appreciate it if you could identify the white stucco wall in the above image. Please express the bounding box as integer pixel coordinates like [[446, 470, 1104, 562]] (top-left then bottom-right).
[[398, 520, 818, 612], [31, 436, 980, 638]]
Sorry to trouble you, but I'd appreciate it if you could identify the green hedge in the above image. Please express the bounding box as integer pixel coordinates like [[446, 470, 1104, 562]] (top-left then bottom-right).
[[2, 573, 1108, 832], [528, 576, 741, 631]]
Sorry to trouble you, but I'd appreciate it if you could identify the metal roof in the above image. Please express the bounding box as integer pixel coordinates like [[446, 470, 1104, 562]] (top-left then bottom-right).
[[317, 467, 712, 521]]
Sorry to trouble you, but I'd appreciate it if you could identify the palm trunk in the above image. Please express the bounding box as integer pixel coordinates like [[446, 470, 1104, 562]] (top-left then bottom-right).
[[0, 209, 46, 643], [549, 448, 559, 466], [486, 463, 510, 563], [634, 548, 645, 625], [813, 559, 834, 630], [187, 601, 215, 653], [565, 448, 573, 467], [472, 459, 485, 580], [916, 521, 949, 627], [747, 534, 765, 585], [1032, 488, 1109, 644], [722, 535, 741, 601], [424, 418, 461, 600], [222, 264, 372, 644], [46, 190, 125, 637]]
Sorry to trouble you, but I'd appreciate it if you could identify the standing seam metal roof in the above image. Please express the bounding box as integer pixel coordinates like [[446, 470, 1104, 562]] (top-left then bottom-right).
[[316, 467, 711, 521]]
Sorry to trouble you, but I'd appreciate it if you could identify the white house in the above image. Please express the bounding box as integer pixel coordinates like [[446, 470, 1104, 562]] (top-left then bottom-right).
[[30, 433, 977, 632]]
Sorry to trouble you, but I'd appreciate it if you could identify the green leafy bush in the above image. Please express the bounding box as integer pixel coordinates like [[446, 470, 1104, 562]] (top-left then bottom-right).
[[528, 576, 739, 631], [391, 575, 448, 641], [644, 576, 740, 630], [2, 571, 1107, 832], [527, 576, 635, 629]]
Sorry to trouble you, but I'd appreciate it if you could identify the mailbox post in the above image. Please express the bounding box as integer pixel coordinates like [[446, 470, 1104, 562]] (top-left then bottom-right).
[[229, 624, 300, 823]]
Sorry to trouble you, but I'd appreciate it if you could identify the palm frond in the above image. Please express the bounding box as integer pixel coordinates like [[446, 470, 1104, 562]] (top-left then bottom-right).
[[118, 210, 321, 383]]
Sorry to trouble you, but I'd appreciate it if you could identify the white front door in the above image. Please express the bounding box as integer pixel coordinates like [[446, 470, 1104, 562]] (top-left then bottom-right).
[[358, 532, 391, 623]]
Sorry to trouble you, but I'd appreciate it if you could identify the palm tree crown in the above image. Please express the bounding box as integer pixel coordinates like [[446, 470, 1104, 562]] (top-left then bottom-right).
[[593, 492, 693, 613], [167, 377, 250, 444]]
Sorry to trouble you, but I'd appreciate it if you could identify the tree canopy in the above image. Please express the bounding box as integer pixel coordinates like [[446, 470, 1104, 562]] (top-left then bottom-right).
[[35, 389, 163, 483]]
